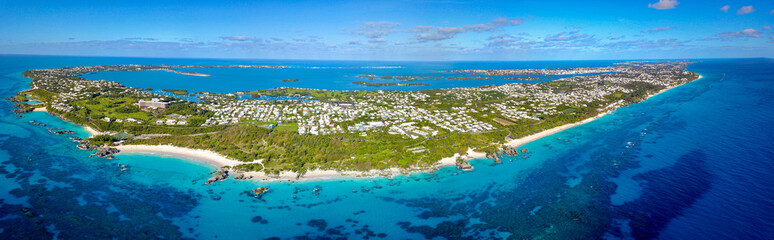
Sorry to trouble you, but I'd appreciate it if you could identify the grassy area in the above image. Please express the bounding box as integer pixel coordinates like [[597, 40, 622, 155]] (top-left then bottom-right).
[[162, 89, 189, 95], [70, 95, 154, 122], [273, 123, 298, 133], [19, 65, 698, 175]]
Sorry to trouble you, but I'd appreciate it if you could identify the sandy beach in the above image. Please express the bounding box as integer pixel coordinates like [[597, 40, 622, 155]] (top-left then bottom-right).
[[116, 144, 245, 167], [31, 107, 103, 137], [83, 126, 102, 137]]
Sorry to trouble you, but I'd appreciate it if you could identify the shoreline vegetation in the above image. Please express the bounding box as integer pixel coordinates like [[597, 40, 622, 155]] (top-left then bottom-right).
[[351, 81, 430, 87], [11, 62, 701, 183], [115, 75, 701, 182]]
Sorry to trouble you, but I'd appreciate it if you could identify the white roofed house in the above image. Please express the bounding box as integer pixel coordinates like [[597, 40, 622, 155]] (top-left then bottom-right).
[[138, 98, 168, 109]]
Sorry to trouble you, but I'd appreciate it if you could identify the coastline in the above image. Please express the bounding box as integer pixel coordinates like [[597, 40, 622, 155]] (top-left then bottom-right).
[[115, 144, 245, 167], [83, 126, 102, 137], [32, 107, 104, 137], [35, 73, 702, 182], [32, 107, 103, 137], [501, 74, 702, 149]]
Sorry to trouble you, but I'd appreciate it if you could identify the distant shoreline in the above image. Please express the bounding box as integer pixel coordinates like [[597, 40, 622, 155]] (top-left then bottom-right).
[[157, 69, 210, 77]]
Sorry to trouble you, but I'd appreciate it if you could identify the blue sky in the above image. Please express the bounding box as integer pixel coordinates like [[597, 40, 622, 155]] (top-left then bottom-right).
[[1, 0, 772, 60]]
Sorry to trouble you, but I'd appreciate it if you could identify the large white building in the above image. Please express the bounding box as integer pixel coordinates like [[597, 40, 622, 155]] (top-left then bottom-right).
[[138, 98, 168, 109]]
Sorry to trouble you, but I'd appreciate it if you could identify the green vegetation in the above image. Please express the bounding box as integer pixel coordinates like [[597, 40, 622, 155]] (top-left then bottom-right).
[[351, 81, 429, 87], [162, 89, 189, 95], [25, 88, 219, 135], [18, 63, 699, 175], [89, 134, 117, 145]]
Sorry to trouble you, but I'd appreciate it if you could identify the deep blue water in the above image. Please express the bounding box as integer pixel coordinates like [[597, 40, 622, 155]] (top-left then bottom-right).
[[1, 55, 773, 239]]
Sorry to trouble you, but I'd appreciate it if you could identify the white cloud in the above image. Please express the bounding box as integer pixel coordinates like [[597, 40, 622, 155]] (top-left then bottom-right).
[[354, 21, 401, 43], [407, 26, 433, 33], [720, 5, 730, 12], [741, 29, 761, 37], [641, 26, 676, 33], [368, 37, 387, 43], [602, 38, 688, 49], [545, 31, 589, 41], [737, 6, 755, 15], [715, 29, 762, 39], [413, 17, 524, 43], [220, 36, 249, 41], [648, 0, 679, 10]]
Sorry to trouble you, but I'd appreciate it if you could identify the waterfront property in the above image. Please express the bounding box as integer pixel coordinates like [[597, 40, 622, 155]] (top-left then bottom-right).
[[15, 61, 699, 176]]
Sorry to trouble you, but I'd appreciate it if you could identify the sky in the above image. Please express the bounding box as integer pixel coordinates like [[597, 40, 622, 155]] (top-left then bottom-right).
[[0, 0, 773, 61]]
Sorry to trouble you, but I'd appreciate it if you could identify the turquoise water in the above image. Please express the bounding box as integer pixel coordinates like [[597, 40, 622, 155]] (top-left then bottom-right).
[[1, 55, 773, 239]]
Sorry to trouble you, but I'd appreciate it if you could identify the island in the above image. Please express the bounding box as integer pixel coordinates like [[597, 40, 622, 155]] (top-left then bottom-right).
[[11, 62, 699, 181], [351, 81, 430, 87], [160, 69, 211, 77], [161, 89, 189, 95], [503, 76, 540, 81]]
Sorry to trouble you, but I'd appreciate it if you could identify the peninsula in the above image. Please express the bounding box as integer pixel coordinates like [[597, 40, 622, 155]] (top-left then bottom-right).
[[12, 62, 699, 181]]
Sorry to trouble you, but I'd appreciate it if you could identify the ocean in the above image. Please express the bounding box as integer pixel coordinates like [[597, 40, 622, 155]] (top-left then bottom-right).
[[1, 55, 773, 239]]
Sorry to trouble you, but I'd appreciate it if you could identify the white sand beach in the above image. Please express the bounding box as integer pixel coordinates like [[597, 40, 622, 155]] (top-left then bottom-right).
[[83, 126, 102, 137], [116, 144, 245, 167], [31, 107, 103, 137]]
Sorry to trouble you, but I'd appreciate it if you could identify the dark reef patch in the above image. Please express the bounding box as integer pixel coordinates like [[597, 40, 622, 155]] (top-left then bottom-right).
[[307, 219, 328, 231], [398, 219, 471, 240], [0, 135, 199, 239]]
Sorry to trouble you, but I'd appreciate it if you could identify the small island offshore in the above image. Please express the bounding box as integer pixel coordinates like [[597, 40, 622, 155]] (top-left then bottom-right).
[[9, 62, 699, 183]]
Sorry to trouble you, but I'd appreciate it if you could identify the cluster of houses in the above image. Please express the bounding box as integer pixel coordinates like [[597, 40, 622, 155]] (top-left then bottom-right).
[[26, 61, 696, 141]]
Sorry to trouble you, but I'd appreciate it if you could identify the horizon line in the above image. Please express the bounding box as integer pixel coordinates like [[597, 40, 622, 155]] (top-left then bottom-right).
[[1, 53, 771, 63]]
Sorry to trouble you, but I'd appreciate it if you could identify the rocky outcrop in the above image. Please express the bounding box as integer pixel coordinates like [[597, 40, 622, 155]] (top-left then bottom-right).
[[233, 173, 245, 180], [205, 174, 227, 185], [251, 187, 270, 195], [245, 187, 270, 198], [455, 158, 473, 171], [205, 169, 229, 184], [91, 147, 119, 158], [10, 102, 34, 113], [486, 153, 502, 163], [503, 147, 519, 157]]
